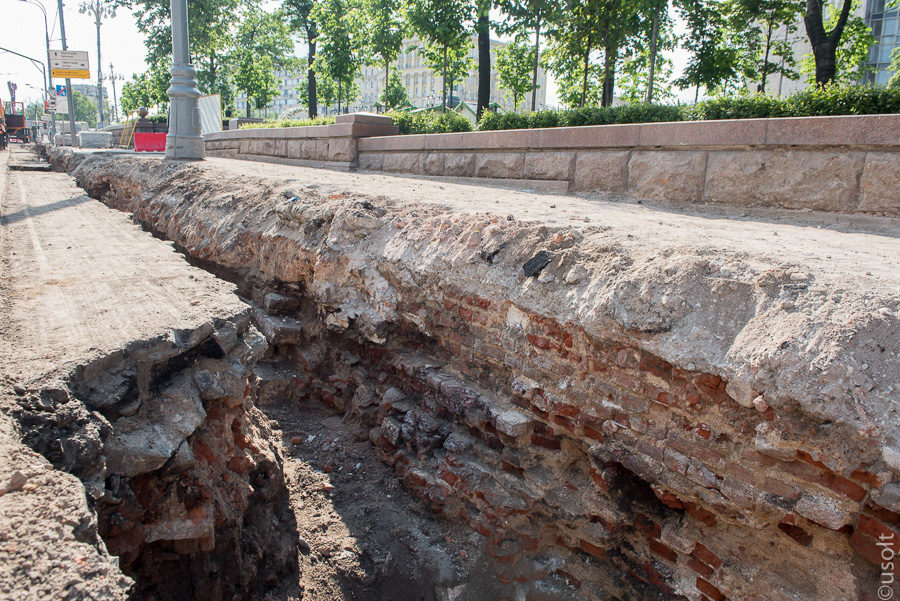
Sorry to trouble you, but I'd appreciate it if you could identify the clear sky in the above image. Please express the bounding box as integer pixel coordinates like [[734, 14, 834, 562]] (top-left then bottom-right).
[[2, 0, 697, 109]]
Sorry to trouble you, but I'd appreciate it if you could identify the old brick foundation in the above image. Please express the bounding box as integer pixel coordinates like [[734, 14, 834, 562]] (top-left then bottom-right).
[[50, 147, 900, 601]]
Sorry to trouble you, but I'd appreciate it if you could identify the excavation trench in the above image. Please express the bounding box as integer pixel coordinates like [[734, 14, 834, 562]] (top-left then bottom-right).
[[28, 146, 900, 601]]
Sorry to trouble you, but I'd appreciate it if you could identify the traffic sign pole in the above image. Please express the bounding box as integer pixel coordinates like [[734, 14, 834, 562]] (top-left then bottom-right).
[[56, 0, 78, 146]]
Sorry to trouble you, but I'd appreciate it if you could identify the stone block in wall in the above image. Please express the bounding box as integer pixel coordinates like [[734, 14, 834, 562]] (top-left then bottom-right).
[[315, 140, 330, 161], [358, 153, 384, 171], [444, 153, 475, 177], [76, 132, 113, 149], [239, 140, 250, 154], [286, 140, 303, 160], [422, 153, 446, 176], [300, 140, 317, 160], [571, 151, 631, 193], [247, 139, 265, 155], [524, 151, 576, 181], [858, 152, 900, 215], [383, 152, 422, 174], [328, 138, 355, 162], [475, 152, 525, 179], [273, 139, 287, 157], [704, 150, 865, 212], [628, 151, 707, 202]]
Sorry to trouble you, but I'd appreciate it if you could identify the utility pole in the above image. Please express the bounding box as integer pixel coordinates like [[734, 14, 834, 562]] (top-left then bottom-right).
[[20, 0, 56, 137], [105, 63, 123, 122], [56, 0, 78, 145], [80, 0, 114, 129], [165, 0, 204, 159]]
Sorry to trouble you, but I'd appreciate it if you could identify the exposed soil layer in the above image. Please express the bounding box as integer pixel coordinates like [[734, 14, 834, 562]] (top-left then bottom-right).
[[10, 144, 900, 601]]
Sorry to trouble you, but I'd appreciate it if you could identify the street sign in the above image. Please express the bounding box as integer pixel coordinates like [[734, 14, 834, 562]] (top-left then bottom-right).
[[41, 114, 52, 121], [47, 93, 57, 111], [56, 85, 67, 97], [50, 50, 90, 79]]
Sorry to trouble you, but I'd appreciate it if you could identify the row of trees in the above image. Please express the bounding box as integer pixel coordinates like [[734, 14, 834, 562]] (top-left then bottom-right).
[[118, 0, 895, 120]]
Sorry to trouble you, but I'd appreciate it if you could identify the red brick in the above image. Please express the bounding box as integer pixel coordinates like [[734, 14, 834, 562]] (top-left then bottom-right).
[[654, 488, 685, 510], [691, 543, 723, 570], [634, 514, 662, 538], [227, 455, 252, 475], [863, 500, 900, 527], [553, 414, 576, 432], [530, 434, 561, 450], [761, 476, 802, 501], [695, 423, 712, 439], [648, 538, 678, 563], [851, 469, 884, 489], [724, 462, 756, 484], [526, 334, 556, 351], [858, 514, 900, 542], [640, 353, 673, 381], [778, 523, 813, 547], [696, 577, 726, 601], [823, 473, 867, 502], [851, 530, 888, 566], [685, 502, 718, 527], [579, 539, 607, 558], [688, 557, 715, 578], [584, 425, 604, 441]]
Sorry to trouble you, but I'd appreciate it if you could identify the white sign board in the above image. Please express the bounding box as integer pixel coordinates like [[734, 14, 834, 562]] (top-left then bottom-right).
[[50, 50, 90, 79], [198, 94, 223, 135]]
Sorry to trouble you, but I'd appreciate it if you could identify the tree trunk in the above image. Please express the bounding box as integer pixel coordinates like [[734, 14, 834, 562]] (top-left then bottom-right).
[[804, 0, 852, 86], [602, 43, 616, 107], [385, 61, 390, 109], [442, 45, 448, 112], [246, 99, 251, 118], [581, 50, 589, 107], [531, 10, 542, 111], [338, 78, 342, 115], [646, 2, 660, 103], [308, 37, 318, 117], [477, 9, 491, 119], [760, 15, 774, 92]]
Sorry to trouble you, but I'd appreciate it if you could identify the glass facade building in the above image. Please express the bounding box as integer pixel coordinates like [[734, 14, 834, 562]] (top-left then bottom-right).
[[863, 0, 900, 86]]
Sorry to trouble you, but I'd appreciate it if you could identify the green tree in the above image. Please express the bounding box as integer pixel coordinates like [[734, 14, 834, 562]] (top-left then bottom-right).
[[890, 46, 900, 88], [728, 0, 804, 92], [231, 7, 299, 117], [283, 0, 323, 117], [24, 101, 43, 120], [675, 0, 742, 100], [380, 67, 409, 109], [544, 37, 603, 107], [117, 0, 241, 99], [800, 0, 874, 84], [313, 0, 367, 114], [361, 0, 405, 96], [407, 0, 473, 111], [56, 91, 102, 128], [495, 38, 535, 110], [120, 62, 172, 114], [618, 32, 676, 103], [803, 0, 853, 85], [418, 40, 474, 108], [496, 0, 558, 111]]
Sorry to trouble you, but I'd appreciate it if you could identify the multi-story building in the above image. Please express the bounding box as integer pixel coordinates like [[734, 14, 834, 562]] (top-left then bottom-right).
[[760, 0, 899, 95], [72, 83, 109, 103], [355, 36, 549, 113], [236, 36, 549, 118]]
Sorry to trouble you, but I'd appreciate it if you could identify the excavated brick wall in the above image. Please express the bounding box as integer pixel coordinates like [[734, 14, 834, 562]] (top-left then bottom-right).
[[51, 147, 900, 601]]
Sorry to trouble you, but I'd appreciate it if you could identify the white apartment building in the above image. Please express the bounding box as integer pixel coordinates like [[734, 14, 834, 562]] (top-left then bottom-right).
[[236, 35, 549, 117], [355, 36, 549, 113]]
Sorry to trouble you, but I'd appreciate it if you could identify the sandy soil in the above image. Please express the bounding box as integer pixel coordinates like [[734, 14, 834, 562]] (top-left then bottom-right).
[[0, 147, 245, 386]]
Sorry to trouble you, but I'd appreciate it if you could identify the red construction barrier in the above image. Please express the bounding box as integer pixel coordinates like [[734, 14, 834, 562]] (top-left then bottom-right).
[[134, 132, 167, 152]]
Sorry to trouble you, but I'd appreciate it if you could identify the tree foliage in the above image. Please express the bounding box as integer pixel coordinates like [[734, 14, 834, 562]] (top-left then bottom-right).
[[728, 0, 804, 91], [407, 0, 473, 110], [283, 0, 323, 117], [231, 7, 299, 117], [380, 67, 410, 109], [56, 91, 103, 127], [891, 47, 900, 88], [120, 62, 172, 114], [495, 38, 536, 110], [674, 0, 742, 100], [313, 0, 367, 113]]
